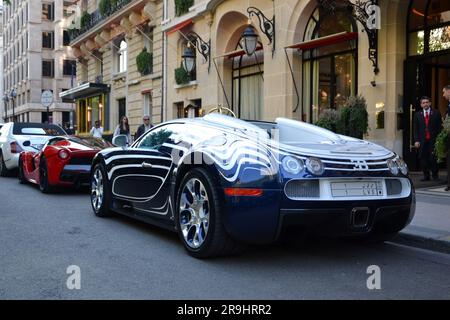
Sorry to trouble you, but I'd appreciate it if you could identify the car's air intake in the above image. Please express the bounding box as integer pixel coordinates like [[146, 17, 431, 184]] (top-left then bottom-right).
[[385, 179, 403, 196], [285, 179, 320, 199]]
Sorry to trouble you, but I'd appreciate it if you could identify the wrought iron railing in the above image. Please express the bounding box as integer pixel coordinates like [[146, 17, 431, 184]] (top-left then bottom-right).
[[69, 0, 132, 43]]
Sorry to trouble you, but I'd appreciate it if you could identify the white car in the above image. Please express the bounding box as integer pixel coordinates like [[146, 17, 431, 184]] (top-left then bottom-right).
[[0, 122, 67, 176]]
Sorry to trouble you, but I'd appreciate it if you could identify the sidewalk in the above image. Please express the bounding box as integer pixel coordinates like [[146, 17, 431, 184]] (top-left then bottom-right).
[[392, 170, 450, 254]]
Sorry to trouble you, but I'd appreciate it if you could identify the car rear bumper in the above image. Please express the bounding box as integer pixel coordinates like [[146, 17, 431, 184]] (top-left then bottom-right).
[[59, 164, 91, 186]]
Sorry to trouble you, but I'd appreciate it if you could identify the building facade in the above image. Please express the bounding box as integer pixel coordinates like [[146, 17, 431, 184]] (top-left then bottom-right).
[[2, 0, 77, 125], [62, 0, 163, 137], [0, 3, 4, 121], [161, 0, 450, 168]]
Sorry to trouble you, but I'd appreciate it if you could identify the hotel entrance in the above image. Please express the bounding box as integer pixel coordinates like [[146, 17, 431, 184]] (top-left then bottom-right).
[[403, 0, 450, 169]]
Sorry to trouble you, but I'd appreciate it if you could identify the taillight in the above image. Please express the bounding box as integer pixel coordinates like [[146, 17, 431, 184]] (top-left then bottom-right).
[[58, 149, 70, 160], [10, 141, 23, 154]]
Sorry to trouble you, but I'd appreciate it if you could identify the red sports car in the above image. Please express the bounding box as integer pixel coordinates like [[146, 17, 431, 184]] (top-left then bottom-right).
[[18, 136, 113, 192]]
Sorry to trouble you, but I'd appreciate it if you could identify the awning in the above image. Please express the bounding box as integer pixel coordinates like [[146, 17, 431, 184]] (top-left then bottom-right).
[[59, 83, 110, 101], [214, 46, 263, 60], [285, 31, 358, 51], [166, 19, 193, 35]]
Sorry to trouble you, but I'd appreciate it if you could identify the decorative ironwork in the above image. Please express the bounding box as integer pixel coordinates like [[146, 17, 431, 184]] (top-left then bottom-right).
[[247, 6, 275, 55], [185, 31, 211, 72], [318, 0, 379, 74]]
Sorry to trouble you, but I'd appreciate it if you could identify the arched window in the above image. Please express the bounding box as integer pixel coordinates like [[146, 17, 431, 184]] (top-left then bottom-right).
[[118, 40, 127, 73], [408, 0, 450, 55], [302, 6, 357, 123], [232, 41, 264, 120]]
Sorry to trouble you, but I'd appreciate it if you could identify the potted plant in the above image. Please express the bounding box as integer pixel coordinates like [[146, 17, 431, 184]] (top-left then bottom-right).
[[80, 11, 91, 30], [339, 95, 369, 139], [136, 48, 153, 75], [435, 117, 450, 163], [99, 0, 111, 17], [175, 0, 194, 17], [175, 66, 190, 85]]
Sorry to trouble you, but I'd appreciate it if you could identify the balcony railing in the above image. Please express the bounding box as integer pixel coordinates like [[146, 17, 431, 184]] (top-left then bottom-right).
[[69, 0, 132, 43]]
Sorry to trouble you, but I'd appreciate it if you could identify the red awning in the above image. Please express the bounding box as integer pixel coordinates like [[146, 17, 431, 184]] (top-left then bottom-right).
[[167, 19, 193, 35], [141, 89, 152, 94], [286, 32, 358, 51]]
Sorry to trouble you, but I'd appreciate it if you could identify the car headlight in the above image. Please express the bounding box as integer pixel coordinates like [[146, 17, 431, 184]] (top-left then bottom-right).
[[282, 156, 304, 175], [387, 158, 399, 175], [306, 157, 325, 175], [397, 158, 408, 175]]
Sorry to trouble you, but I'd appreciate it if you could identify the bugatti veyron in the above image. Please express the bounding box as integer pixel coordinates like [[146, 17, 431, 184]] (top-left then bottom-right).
[[90, 113, 415, 258]]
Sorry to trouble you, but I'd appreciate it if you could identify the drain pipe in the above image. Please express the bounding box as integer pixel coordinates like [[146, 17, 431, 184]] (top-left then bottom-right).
[[161, 0, 168, 123]]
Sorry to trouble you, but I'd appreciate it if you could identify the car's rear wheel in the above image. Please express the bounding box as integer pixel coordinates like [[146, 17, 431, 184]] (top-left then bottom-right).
[[18, 157, 26, 184], [39, 157, 52, 193], [176, 168, 243, 258], [0, 152, 10, 177], [91, 163, 111, 217]]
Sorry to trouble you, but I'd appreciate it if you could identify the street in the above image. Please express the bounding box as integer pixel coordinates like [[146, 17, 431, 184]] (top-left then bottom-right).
[[0, 176, 449, 299]]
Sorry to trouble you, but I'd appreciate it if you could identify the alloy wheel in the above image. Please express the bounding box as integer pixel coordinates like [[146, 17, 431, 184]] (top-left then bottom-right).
[[91, 167, 104, 212], [179, 178, 210, 249]]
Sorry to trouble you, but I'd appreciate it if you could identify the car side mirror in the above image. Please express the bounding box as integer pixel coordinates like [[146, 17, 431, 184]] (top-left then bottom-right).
[[23, 140, 31, 147], [112, 134, 129, 148]]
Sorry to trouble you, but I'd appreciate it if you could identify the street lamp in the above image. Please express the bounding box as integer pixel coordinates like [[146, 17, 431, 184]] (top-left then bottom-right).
[[181, 44, 196, 74], [10, 89, 17, 122], [3, 95, 9, 122], [241, 24, 259, 56]]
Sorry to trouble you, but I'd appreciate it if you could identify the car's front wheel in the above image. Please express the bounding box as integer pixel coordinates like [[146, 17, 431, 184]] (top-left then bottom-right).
[[39, 157, 52, 193], [91, 163, 111, 217], [176, 168, 242, 258]]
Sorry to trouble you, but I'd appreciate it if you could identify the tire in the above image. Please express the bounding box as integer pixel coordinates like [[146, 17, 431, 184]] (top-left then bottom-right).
[[18, 157, 26, 184], [0, 152, 10, 177], [90, 163, 111, 217], [39, 157, 52, 193], [175, 167, 243, 258]]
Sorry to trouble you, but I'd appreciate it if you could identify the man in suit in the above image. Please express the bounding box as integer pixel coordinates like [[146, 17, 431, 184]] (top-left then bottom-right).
[[442, 85, 450, 191], [134, 115, 153, 141], [413, 96, 442, 181]]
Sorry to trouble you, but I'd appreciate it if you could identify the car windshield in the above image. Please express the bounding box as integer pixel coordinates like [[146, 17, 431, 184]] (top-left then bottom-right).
[[13, 123, 66, 136]]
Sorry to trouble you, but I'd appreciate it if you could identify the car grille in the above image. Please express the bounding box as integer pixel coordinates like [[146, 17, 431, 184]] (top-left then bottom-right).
[[285, 179, 320, 199], [319, 157, 391, 172], [69, 157, 92, 166]]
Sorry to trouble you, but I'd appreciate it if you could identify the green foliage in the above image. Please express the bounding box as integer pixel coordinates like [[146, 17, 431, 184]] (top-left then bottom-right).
[[136, 48, 153, 75], [315, 109, 340, 132], [339, 95, 369, 139], [80, 11, 91, 29], [376, 110, 385, 129], [435, 117, 450, 163], [99, 0, 112, 16], [175, 0, 194, 17], [175, 67, 190, 85]]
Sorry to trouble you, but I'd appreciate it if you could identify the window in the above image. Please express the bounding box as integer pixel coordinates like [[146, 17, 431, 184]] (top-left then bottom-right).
[[63, 30, 71, 46], [42, 3, 54, 21], [117, 40, 127, 73], [143, 93, 152, 118], [63, 60, 76, 76], [302, 7, 357, 123], [137, 125, 176, 150], [118, 98, 126, 120], [42, 31, 54, 49], [42, 59, 54, 77]]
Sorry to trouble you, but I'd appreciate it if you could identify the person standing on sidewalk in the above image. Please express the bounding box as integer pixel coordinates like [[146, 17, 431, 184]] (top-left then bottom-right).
[[413, 96, 442, 181], [134, 115, 153, 141], [442, 85, 450, 191]]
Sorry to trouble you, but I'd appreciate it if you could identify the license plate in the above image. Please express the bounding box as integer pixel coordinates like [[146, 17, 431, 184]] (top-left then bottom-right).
[[331, 181, 383, 197]]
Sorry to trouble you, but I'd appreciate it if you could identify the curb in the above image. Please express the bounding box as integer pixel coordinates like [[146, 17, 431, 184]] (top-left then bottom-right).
[[392, 231, 450, 254]]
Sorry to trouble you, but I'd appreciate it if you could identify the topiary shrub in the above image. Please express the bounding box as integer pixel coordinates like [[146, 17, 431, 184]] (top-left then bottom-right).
[[175, 0, 194, 17], [80, 11, 91, 29], [136, 48, 153, 75], [315, 109, 340, 133], [435, 117, 450, 163], [99, 0, 112, 17], [339, 95, 369, 139]]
